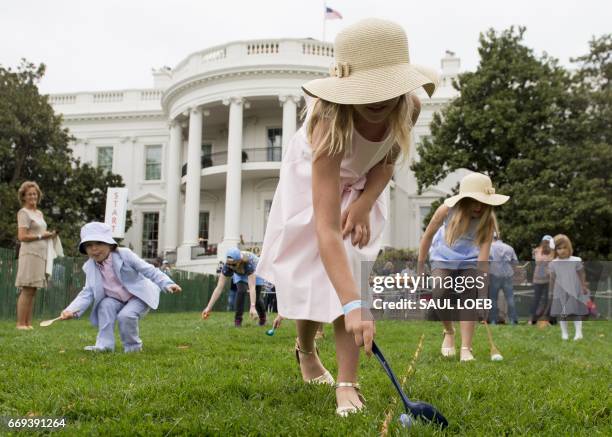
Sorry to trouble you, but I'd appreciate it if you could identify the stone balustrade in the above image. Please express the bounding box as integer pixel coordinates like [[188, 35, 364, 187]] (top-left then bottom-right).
[[170, 38, 334, 83]]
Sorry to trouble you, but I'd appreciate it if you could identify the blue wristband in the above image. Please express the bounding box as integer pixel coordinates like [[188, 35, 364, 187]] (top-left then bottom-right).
[[343, 299, 363, 315]]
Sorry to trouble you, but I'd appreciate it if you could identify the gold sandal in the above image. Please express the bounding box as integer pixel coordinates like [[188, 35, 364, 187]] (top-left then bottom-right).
[[441, 328, 456, 357], [460, 347, 475, 362], [335, 382, 366, 417], [295, 338, 335, 385]]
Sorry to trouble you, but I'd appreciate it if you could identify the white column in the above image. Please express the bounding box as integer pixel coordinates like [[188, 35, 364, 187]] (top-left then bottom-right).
[[279, 95, 299, 158], [218, 97, 245, 259], [177, 107, 203, 263], [164, 120, 182, 254]]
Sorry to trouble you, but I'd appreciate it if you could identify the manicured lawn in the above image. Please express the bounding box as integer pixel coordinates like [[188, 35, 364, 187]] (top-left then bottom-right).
[[0, 313, 610, 436]]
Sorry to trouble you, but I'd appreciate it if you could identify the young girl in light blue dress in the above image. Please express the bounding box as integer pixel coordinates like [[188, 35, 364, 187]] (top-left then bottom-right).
[[419, 173, 509, 361]]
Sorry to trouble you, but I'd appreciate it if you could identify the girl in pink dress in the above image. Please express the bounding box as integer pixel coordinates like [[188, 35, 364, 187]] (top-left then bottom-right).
[[256, 18, 438, 416]]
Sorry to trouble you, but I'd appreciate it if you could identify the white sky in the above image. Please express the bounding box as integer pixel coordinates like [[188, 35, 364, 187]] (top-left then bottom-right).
[[1, 0, 610, 94]]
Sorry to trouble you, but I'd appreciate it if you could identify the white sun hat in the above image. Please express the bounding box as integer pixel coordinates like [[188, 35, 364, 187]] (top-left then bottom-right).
[[78, 222, 118, 254]]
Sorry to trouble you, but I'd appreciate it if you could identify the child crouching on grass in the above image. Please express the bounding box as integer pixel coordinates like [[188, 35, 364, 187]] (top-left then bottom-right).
[[60, 222, 181, 352]]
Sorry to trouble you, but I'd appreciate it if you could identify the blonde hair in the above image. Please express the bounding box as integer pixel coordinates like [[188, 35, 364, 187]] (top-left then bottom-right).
[[17, 181, 43, 205], [445, 198, 498, 247], [553, 234, 573, 257], [307, 94, 415, 163]]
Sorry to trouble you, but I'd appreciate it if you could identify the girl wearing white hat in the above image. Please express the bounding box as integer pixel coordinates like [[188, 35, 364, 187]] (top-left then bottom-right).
[[418, 172, 509, 361], [58, 222, 181, 352], [256, 18, 438, 415]]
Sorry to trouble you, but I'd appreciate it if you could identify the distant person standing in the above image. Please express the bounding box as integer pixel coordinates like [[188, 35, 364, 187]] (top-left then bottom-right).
[[549, 234, 589, 340], [488, 233, 519, 324], [530, 235, 555, 324], [15, 181, 57, 330]]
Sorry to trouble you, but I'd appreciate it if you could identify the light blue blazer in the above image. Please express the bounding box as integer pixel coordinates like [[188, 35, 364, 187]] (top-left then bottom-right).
[[65, 248, 175, 326]]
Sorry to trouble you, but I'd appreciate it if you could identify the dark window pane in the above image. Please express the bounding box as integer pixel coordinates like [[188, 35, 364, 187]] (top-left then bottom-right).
[[142, 212, 159, 258], [199, 211, 209, 240]]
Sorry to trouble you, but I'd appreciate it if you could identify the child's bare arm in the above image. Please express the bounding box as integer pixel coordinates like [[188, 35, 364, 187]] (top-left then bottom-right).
[[417, 204, 448, 274], [204, 274, 227, 314], [312, 128, 375, 355]]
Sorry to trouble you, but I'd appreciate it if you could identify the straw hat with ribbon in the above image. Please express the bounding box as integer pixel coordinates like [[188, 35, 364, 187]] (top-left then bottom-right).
[[302, 18, 440, 105], [444, 173, 509, 208]]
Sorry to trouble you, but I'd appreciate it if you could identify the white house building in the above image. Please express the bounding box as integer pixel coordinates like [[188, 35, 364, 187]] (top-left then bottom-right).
[[49, 39, 467, 273]]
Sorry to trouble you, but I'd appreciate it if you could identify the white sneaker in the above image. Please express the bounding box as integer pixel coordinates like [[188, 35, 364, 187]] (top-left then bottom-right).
[[573, 335, 583, 341], [84, 345, 112, 352], [561, 334, 569, 341]]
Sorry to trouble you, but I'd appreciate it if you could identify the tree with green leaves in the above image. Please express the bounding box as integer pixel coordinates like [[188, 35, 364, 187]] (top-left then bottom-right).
[[412, 28, 611, 259], [0, 60, 129, 255]]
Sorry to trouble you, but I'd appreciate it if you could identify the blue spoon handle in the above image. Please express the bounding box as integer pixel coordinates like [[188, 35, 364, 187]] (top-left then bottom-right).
[[372, 341, 413, 410]]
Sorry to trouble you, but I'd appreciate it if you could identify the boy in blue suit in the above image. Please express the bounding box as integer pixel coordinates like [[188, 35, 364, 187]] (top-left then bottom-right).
[[60, 222, 181, 352]]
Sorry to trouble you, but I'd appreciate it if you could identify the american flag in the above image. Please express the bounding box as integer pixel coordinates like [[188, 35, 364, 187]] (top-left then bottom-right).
[[325, 6, 343, 20]]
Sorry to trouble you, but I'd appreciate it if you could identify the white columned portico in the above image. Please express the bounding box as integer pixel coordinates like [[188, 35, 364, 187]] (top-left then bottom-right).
[[218, 97, 246, 259], [279, 94, 299, 157], [164, 120, 182, 255], [177, 107, 203, 263]]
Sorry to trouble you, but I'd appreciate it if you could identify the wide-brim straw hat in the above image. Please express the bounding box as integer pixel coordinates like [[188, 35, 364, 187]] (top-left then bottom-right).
[[444, 173, 509, 208], [78, 222, 118, 254], [302, 18, 440, 105]]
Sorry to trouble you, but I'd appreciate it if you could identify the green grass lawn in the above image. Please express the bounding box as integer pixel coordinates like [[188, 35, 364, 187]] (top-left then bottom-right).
[[0, 313, 610, 436]]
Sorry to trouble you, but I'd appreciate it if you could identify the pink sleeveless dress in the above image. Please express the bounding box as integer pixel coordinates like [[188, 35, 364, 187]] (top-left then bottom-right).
[[256, 103, 393, 323]]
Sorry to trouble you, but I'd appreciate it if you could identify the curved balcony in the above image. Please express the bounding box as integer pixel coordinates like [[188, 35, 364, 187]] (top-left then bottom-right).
[[181, 146, 281, 176], [181, 146, 282, 189]]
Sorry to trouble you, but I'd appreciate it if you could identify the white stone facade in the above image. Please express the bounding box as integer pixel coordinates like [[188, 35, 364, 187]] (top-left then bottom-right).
[[49, 40, 466, 273]]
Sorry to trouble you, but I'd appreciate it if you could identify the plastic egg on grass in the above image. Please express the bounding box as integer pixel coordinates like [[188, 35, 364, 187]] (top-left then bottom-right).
[[399, 413, 412, 428]]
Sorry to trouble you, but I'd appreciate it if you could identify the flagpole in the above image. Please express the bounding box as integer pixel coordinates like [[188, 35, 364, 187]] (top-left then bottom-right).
[[322, 0, 326, 41]]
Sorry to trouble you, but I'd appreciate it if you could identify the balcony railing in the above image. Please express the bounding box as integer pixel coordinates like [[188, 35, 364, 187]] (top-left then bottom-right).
[[190, 242, 263, 260], [182, 147, 281, 176], [191, 243, 218, 259]]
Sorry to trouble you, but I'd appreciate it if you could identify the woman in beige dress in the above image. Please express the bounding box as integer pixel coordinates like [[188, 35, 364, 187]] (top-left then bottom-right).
[[15, 181, 56, 330]]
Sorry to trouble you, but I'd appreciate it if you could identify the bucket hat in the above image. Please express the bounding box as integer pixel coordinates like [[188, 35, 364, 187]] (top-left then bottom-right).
[[444, 173, 509, 208], [78, 222, 118, 254], [302, 18, 439, 105], [541, 235, 555, 249]]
